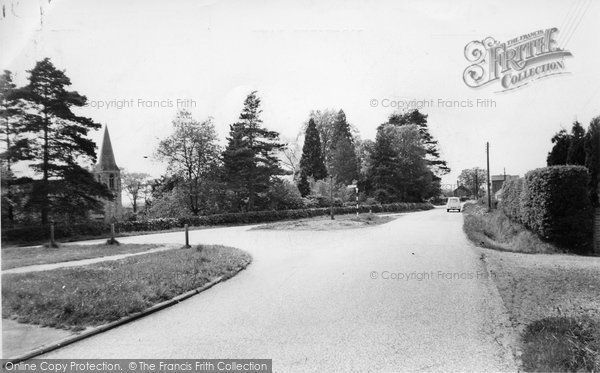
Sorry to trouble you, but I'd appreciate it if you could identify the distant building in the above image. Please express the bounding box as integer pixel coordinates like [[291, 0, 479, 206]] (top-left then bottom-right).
[[491, 174, 519, 197], [93, 126, 123, 222]]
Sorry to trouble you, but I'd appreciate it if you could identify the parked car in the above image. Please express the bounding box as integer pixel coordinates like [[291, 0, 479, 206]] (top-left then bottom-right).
[[446, 197, 461, 212]]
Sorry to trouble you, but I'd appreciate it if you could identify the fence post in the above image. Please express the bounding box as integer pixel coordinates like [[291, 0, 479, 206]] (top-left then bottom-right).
[[184, 224, 191, 248]]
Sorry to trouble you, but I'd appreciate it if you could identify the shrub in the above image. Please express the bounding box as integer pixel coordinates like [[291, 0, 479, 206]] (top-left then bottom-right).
[[2, 202, 434, 244], [501, 166, 593, 253], [522, 166, 593, 252], [501, 177, 524, 222]]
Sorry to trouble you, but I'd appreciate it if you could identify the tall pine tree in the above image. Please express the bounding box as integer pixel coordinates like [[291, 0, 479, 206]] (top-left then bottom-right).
[[298, 118, 327, 196], [222, 91, 286, 211], [329, 109, 358, 184], [17, 58, 111, 223]]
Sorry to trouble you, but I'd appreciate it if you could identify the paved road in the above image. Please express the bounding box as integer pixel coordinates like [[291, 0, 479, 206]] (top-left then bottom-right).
[[41, 208, 517, 372]]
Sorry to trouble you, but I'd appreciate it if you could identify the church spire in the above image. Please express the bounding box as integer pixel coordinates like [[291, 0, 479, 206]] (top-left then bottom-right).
[[96, 125, 119, 171]]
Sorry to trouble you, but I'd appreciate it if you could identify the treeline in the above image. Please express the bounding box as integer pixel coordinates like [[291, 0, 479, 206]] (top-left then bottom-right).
[[144, 94, 449, 218], [1, 58, 449, 225]]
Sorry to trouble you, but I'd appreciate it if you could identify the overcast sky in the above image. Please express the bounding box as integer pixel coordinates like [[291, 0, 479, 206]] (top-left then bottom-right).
[[1, 0, 599, 186]]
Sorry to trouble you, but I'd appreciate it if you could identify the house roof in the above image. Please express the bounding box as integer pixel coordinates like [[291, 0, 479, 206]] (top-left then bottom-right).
[[95, 126, 119, 171]]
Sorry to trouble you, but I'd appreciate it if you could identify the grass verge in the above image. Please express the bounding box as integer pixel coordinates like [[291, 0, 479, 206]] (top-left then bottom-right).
[[521, 317, 600, 372], [2, 245, 251, 331], [480, 249, 600, 372], [1, 244, 160, 270], [462, 202, 559, 254], [254, 213, 394, 231]]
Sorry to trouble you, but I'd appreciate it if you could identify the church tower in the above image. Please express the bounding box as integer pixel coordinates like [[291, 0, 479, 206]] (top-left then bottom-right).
[[94, 126, 123, 222]]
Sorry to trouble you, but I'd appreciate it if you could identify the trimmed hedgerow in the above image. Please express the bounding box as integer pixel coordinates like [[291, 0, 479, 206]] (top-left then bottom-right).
[[501, 177, 524, 222], [501, 166, 593, 253], [2, 202, 433, 244]]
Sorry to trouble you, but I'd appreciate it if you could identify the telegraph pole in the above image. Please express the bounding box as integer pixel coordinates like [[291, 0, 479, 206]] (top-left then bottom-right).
[[486, 142, 491, 210]]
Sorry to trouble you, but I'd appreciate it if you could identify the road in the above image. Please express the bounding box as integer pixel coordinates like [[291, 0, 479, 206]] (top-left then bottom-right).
[[41, 207, 517, 372]]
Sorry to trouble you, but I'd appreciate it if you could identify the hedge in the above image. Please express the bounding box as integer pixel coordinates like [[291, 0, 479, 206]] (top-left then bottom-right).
[[501, 177, 524, 222], [2, 202, 433, 244], [500, 166, 593, 252]]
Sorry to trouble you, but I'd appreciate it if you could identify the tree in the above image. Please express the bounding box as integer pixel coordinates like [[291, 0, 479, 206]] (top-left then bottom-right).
[[121, 170, 150, 213], [0, 70, 26, 223], [458, 168, 487, 198], [222, 91, 287, 211], [17, 58, 111, 223], [297, 172, 310, 197], [329, 110, 358, 184], [387, 109, 450, 176], [585, 116, 600, 207], [156, 110, 221, 215], [298, 118, 327, 195], [309, 109, 338, 160], [280, 139, 301, 180], [369, 125, 400, 202], [368, 124, 434, 202], [566, 121, 586, 165], [547, 128, 570, 166]]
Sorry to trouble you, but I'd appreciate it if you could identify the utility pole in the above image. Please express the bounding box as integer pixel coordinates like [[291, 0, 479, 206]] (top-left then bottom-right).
[[486, 142, 491, 210]]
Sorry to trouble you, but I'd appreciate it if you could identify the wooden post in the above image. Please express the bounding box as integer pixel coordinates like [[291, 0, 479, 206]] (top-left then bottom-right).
[[48, 220, 58, 248], [184, 224, 191, 248], [106, 222, 119, 245]]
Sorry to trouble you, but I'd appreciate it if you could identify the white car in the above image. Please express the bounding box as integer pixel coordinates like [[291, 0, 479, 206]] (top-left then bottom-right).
[[446, 197, 461, 212]]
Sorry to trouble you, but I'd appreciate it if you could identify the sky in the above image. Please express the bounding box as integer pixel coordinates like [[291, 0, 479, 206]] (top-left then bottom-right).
[[1, 0, 599, 188]]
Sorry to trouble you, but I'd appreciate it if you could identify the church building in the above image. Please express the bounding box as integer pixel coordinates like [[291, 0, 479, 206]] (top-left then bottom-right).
[[93, 126, 123, 222]]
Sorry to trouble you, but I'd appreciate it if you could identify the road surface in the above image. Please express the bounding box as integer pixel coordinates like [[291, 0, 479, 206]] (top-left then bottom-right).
[[41, 207, 517, 372]]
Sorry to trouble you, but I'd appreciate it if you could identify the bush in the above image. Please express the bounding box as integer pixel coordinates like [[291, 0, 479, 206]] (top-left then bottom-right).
[[2, 202, 434, 244], [501, 177, 524, 222], [501, 166, 593, 253]]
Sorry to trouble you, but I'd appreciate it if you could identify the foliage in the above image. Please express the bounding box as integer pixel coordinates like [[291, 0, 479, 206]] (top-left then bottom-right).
[[2, 202, 434, 244], [222, 91, 287, 211], [11, 59, 112, 223], [547, 128, 571, 166], [368, 124, 436, 202], [297, 172, 310, 197], [500, 177, 524, 222], [155, 110, 221, 215], [329, 110, 358, 184], [584, 116, 600, 207], [386, 109, 450, 176], [566, 121, 586, 165], [501, 166, 593, 253], [458, 168, 487, 198], [121, 170, 150, 213], [299, 118, 327, 182], [267, 179, 305, 210]]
